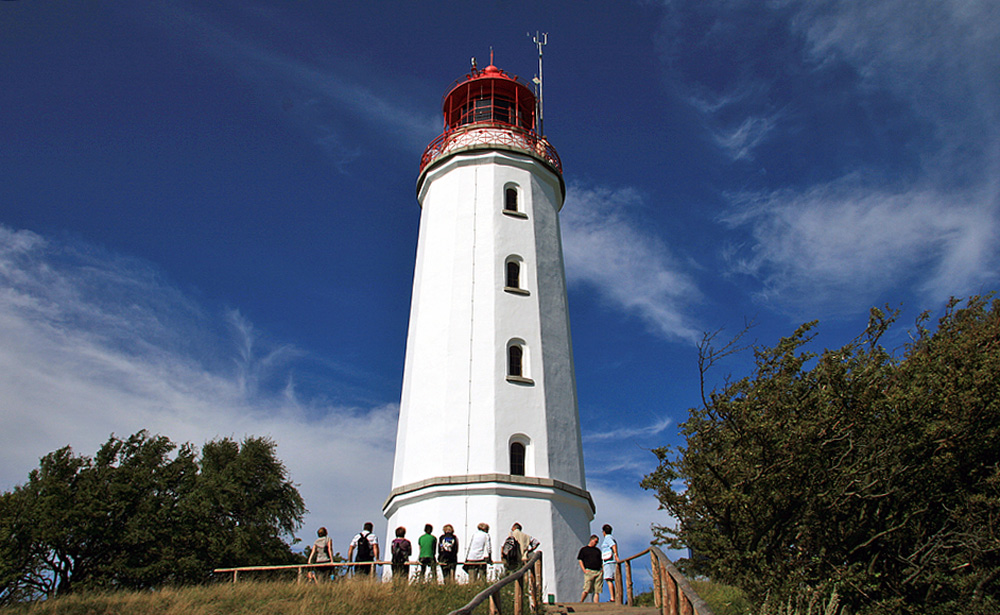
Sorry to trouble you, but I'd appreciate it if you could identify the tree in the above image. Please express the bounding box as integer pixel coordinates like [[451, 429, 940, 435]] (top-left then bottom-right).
[[642, 296, 1000, 614], [0, 431, 305, 603]]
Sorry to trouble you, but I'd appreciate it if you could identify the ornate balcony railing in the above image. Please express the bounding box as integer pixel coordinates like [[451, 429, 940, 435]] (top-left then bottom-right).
[[419, 124, 562, 176]]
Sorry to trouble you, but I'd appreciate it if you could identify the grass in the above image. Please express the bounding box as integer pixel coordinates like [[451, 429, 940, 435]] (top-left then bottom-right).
[[0, 577, 532, 615], [690, 580, 754, 615]]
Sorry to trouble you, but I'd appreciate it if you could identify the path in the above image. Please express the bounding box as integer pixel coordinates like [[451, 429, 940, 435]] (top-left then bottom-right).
[[544, 602, 662, 615]]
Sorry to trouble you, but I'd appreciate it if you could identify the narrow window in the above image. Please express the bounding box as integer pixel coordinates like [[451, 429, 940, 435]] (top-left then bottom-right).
[[508, 345, 523, 377], [504, 188, 518, 212], [506, 260, 520, 289], [510, 442, 526, 476]]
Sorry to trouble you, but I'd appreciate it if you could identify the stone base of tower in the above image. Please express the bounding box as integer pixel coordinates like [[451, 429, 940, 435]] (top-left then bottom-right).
[[383, 476, 594, 602]]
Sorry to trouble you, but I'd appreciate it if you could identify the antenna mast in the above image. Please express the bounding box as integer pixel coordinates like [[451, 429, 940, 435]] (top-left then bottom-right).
[[531, 32, 548, 136]]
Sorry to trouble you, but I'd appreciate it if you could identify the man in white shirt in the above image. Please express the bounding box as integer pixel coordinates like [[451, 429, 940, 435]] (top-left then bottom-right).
[[348, 521, 380, 576]]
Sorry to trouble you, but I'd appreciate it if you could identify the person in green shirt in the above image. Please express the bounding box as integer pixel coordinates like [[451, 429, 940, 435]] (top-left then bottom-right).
[[417, 524, 437, 582]]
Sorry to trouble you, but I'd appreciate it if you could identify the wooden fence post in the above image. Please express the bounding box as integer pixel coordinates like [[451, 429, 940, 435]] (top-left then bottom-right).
[[489, 593, 501, 615], [534, 556, 543, 608], [625, 560, 634, 606], [614, 562, 624, 604], [650, 551, 663, 612], [514, 576, 524, 615], [663, 560, 679, 615]]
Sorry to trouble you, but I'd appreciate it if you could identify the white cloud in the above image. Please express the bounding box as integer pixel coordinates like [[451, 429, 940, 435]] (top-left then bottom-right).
[[709, 113, 782, 162], [149, 4, 440, 158], [793, 0, 1000, 174], [562, 185, 703, 344], [0, 225, 396, 551], [661, 0, 1000, 310], [722, 178, 999, 308], [686, 84, 783, 161], [584, 417, 672, 443]]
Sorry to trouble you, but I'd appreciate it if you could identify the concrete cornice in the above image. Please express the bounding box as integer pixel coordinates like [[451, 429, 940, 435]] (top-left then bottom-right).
[[383, 474, 595, 514], [416, 147, 566, 205]]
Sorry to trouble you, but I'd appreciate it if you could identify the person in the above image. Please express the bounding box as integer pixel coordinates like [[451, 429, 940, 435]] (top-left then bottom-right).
[[508, 522, 541, 607], [417, 524, 437, 582], [601, 524, 621, 603], [390, 526, 412, 583], [464, 522, 492, 582], [510, 523, 542, 565], [307, 527, 334, 583], [438, 524, 459, 582], [578, 535, 603, 603], [347, 521, 380, 577]]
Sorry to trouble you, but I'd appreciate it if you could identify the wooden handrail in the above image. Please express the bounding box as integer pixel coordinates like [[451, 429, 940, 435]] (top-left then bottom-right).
[[648, 546, 715, 615], [446, 550, 542, 615]]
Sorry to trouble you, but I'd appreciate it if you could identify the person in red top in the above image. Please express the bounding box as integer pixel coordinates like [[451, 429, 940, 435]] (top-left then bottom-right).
[[390, 526, 412, 583]]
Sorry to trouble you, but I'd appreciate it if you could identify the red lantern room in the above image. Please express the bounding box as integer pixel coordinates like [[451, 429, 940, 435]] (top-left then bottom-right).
[[442, 63, 536, 132], [418, 58, 562, 184]]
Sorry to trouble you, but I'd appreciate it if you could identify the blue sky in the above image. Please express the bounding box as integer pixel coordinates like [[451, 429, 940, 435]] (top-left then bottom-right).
[[2, 0, 998, 570]]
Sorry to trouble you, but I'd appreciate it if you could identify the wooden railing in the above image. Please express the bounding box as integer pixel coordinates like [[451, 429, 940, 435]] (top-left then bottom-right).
[[446, 550, 542, 615], [609, 546, 714, 615], [213, 560, 356, 584], [212, 554, 542, 592]]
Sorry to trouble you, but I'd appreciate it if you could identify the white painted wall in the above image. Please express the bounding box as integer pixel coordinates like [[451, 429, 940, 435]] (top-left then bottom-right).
[[387, 148, 591, 600]]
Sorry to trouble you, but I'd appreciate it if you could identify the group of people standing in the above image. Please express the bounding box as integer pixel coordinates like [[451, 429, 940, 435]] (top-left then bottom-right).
[[306, 521, 538, 584], [576, 524, 621, 603]]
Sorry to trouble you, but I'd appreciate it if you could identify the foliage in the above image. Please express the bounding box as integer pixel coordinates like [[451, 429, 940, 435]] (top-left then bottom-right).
[[0, 432, 305, 604], [642, 295, 1000, 614]]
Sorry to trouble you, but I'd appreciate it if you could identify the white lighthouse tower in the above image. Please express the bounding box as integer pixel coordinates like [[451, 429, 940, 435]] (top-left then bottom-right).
[[384, 56, 593, 601]]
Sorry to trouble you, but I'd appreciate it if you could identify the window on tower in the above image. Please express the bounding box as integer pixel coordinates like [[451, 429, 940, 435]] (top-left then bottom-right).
[[510, 442, 526, 476], [504, 257, 529, 295], [506, 260, 520, 288], [506, 340, 533, 384], [508, 344, 523, 377], [505, 187, 518, 212], [503, 185, 527, 218]]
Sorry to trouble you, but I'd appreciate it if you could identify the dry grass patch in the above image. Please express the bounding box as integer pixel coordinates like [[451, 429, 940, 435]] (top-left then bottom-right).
[[0, 578, 518, 615]]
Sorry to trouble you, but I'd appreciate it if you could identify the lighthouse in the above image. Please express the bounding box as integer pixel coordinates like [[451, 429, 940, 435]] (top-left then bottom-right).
[[384, 55, 593, 600]]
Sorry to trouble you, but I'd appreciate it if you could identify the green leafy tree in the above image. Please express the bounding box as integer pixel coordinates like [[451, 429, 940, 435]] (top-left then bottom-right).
[[642, 296, 1000, 614], [0, 431, 305, 603]]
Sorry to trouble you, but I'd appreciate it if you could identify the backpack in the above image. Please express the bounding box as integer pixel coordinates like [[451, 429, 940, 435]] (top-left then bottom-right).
[[501, 536, 521, 569], [391, 538, 409, 565], [355, 532, 373, 562]]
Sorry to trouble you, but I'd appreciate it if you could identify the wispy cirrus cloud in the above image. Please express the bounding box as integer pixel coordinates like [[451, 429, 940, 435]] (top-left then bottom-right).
[[708, 113, 783, 162], [658, 0, 1000, 311], [562, 185, 702, 344], [148, 4, 439, 161], [727, 0, 1000, 308], [0, 225, 396, 547], [722, 177, 999, 308], [584, 417, 672, 443]]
